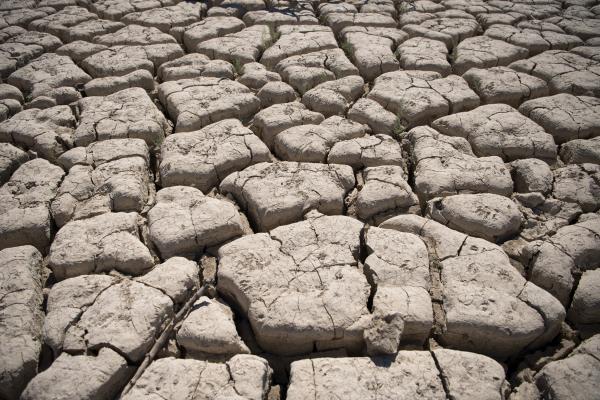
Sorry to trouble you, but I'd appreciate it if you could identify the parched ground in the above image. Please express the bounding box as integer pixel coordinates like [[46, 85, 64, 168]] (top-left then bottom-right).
[[1, 0, 600, 399]]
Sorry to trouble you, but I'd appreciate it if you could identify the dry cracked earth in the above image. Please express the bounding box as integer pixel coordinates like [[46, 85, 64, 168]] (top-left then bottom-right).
[[0, 0, 600, 399]]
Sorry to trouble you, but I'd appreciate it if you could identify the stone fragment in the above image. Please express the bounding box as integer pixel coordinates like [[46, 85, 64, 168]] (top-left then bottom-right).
[[75, 87, 170, 147], [431, 103, 557, 161], [177, 296, 250, 357], [0, 83, 23, 103], [148, 186, 244, 259], [367, 70, 480, 128], [122, 355, 272, 400], [509, 50, 600, 96], [20, 348, 131, 400], [0, 159, 64, 252], [159, 118, 270, 192], [158, 77, 260, 132], [218, 215, 369, 354], [409, 126, 513, 201], [519, 94, 600, 144], [463, 66, 549, 107], [43, 274, 116, 356], [48, 212, 154, 280], [0, 246, 44, 400], [220, 162, 355, 231], [363, 314, 404, 356]]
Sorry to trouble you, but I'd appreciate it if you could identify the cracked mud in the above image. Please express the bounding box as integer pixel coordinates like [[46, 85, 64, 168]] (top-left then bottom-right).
[[1, 1, 600, 399]]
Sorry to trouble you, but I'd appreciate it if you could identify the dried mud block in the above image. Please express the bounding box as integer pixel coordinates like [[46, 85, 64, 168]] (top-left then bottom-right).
[[287, 350, 507, 400], [0, 246, 44, 400], [519, 94, 600, 144], [431, 103, 557, 161], [20, 348, 131, 400], [148, 186, 245, 259], [74, 87, 171, 147], [218, 214, 370, 355], [51, 138, 153, 227], [158, 77, 260, 132], [159, 118, 270, 192], [380, 215, 565, 359], [367, 70, 480, 128], [509, 50, 600, 96], [0, 105, 76, 162], [408, 126, 513, 201], [48, 212, 154, 280], [0, 159, 64, 253], [463, 66, 549, 107], [121, 355, 272, 400], [220, 162, 355, 231]]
